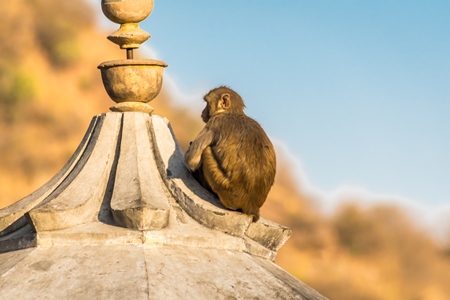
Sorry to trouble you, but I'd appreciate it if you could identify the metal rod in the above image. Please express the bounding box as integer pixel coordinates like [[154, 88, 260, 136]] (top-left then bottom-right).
[[127, 49, 134, 59]]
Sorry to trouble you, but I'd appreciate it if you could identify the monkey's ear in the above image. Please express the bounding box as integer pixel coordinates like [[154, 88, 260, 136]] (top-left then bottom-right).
[[221, 93, 231, 109]]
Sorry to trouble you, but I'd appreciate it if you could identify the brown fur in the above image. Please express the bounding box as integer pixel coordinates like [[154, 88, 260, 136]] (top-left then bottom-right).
[[185, 86, 276, 221]]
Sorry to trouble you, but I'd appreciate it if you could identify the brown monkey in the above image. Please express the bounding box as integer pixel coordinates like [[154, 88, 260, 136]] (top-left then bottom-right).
[[184, 86, 276, 221]]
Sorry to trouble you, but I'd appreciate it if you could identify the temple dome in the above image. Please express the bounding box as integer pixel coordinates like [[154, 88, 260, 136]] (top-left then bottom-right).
[[0, 112, 327, 299]]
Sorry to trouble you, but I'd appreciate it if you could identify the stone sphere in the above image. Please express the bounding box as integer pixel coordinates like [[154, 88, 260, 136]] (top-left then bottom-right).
[[101, 0, 154, 24], [98, 59, 167, 104]]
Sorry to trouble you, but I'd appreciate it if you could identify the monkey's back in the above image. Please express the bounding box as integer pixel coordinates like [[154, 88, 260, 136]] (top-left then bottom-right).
[[202, 113, 276, 216]]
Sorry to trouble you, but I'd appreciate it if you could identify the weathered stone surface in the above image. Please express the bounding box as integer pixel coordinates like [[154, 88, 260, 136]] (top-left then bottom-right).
[[110, 113, 170, 230], [0, 247, 35, 277], [0, 117, 98, 232], [28, 113, 121, 232], [35, 222, 144, 247], [246, 217, 292, 251], [254, 256, 328, 300], [0, 245, 149, 300], [143, 245, 327, 300], [0, 244, 328, 300]]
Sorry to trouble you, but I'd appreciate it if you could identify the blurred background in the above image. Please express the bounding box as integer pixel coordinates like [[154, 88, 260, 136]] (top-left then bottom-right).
[[0, 1, 449, 299]]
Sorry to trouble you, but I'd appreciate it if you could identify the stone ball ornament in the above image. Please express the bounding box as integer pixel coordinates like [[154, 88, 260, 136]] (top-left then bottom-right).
[[101, 0, 154, 24]]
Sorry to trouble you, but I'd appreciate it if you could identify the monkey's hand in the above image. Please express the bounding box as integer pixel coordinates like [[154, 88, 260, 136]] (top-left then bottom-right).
[[185, 129, 213, 171]]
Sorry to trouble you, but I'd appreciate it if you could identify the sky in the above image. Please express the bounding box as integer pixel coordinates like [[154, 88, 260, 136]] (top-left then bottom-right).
[[95, 1, 450, 218]]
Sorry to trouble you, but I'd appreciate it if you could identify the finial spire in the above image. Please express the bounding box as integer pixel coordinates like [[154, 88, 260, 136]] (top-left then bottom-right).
[[98, 0, 167, 113]]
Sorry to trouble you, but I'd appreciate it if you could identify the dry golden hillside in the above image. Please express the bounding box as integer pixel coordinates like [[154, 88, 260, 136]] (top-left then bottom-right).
[[1, 1, 450, 299]]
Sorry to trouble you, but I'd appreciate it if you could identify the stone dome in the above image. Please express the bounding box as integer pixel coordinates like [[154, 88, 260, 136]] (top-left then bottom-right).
[[0, 112, 327, 299]]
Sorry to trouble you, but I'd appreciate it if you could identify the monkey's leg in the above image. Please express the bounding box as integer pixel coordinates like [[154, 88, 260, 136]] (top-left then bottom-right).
[[192, 166, 214, 193]]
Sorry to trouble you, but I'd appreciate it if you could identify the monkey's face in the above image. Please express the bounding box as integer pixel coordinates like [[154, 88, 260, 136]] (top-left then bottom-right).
[[201, 93, 215, 123], [201, 103, 210, 123], [201, 89, 235, 122]]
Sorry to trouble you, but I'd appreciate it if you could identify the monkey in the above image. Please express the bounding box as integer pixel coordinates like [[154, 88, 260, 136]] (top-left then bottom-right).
[[184, 86, 276, 222]]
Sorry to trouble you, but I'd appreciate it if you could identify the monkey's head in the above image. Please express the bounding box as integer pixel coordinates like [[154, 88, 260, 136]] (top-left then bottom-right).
[[201, 86, 246, 123]]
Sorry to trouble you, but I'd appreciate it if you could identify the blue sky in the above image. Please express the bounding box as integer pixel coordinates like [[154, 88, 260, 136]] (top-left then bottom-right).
[[133, 1, 450, 209]]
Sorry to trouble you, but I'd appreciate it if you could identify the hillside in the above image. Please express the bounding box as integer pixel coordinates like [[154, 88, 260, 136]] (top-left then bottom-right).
[[1, 1, 449, 299]]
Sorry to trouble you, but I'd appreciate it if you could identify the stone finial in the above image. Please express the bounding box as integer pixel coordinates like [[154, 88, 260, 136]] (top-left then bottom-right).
[[98, 0, 167, 113], [101, 0, 154, 52]]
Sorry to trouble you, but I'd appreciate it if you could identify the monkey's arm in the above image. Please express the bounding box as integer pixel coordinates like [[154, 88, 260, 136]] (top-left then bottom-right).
[[184, 128, 213, 171]]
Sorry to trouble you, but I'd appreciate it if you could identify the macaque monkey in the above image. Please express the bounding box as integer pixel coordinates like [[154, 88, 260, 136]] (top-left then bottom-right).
[[184, 86, 276, 221]]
